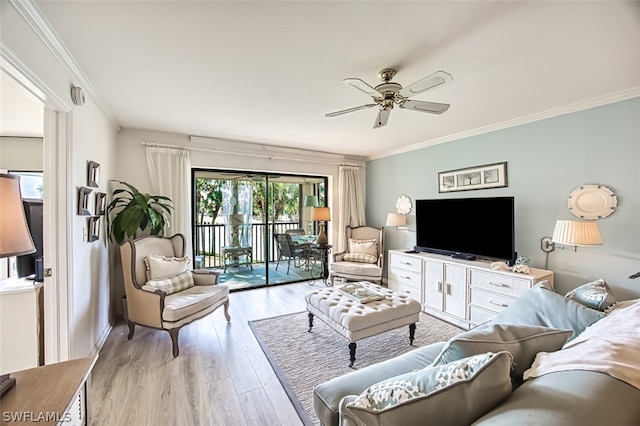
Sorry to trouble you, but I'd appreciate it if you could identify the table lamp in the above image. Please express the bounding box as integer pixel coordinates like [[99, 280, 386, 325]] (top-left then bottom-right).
[[0, 174, 36, 259], [311, 207, 330, 245]]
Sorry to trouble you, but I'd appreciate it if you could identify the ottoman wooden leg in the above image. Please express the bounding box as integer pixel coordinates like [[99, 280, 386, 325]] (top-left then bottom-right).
[[348, 342, 357, 367], [409, 323, 416, 346], [308, 312, 314, 332]]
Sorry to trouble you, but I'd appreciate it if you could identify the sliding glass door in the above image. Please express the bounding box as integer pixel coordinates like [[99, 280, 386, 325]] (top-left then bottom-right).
[[192, 169, 326, 291]]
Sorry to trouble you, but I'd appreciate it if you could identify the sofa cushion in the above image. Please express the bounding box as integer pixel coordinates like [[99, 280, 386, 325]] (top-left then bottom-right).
[[565, 278, 617, 311], [343, 252, 378, 264], [144, 254, 190, 280], [432, 324, 573, 380], [144, 270, 194, 295], [344, 351, 513, 426], [490, 282, 604, 340], [349, 238, 378, 257], [313, 342, 447, 426]]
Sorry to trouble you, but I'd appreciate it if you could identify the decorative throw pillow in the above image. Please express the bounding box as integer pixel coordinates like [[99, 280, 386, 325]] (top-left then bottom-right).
[[345, 351, 513, 426], [565, 279, 617, 311], [343, 252, 378, 264], [349, 238, 378, 257], [144, 254, 190, 280], [490, 282, 604, 340], [432, 324, 573, 380], [144, 270, 194, 295]]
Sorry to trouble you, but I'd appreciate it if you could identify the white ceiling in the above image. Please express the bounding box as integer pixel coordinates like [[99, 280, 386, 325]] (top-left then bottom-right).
[[12, 1, 640, 157]]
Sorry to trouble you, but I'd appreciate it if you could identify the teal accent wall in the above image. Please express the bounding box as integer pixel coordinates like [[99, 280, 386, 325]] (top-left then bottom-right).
[[367, 97, 640, 298]]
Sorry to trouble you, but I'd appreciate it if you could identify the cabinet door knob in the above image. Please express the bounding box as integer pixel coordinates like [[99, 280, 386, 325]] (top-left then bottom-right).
[[401, 275, 411, 280], [490, 300, 509, 308], [489, 281, 507, 287], [437, 281, 443, 293], [446, 283, 452, 295]]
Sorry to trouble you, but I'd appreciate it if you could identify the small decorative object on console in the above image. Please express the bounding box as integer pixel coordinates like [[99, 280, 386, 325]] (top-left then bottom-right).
[[338, 283, 385, 303]]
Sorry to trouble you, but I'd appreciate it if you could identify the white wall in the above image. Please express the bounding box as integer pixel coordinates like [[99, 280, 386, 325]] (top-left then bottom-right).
[[2, 2, 118, 360], [0, 137, 43, 171]]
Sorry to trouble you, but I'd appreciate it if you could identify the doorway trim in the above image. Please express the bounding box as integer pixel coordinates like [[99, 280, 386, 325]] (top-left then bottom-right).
[[1, 45, 72, 364]]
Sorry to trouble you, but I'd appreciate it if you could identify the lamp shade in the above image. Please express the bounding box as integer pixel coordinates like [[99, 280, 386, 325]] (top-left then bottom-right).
[[311, 207, 331, 222], [0, 174, 36, 258], [385, 213, 407, 227], [552, 220, 603, 246], [303, 195, 319, 207]]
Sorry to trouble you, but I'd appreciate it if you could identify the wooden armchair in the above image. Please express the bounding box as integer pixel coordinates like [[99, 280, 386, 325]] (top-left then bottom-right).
[[120, 234, 230, 357], [329, 226, 384, 286]]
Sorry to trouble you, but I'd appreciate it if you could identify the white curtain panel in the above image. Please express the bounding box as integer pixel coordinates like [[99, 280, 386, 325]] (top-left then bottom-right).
[[337, 165, 366, 252], [145, 145, 193, 259]]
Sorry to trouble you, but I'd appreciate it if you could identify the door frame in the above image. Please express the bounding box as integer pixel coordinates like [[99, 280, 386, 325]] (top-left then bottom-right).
[[1, 47, 72, 364]]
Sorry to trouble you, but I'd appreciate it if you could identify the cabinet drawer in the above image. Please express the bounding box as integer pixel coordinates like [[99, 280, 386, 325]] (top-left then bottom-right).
[[389, 253, 422, 273], [389, 268, 422, 287], [469, 270, 531, 297], [469, 288, 515, 314], [469, 305, 497, 326], [388, 280, 421, 301]]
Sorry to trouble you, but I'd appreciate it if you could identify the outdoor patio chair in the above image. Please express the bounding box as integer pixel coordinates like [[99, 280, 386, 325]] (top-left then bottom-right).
[[275, 233, 310, 274]]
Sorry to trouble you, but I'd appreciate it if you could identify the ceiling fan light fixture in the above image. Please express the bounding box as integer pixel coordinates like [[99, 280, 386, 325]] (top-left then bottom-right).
[[326, 68, 453, 128]]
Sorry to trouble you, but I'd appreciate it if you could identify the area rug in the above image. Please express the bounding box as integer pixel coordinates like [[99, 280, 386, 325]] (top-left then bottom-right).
[[249, 311, 464, 425]]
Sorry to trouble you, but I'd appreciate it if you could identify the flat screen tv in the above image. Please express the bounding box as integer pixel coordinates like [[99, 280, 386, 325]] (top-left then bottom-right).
[[415, 196, 516, 264], [16, 199, 44, 280]]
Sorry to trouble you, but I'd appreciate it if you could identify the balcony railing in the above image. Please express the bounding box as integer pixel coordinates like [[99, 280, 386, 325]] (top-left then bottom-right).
[[193, 222, 303, 269]]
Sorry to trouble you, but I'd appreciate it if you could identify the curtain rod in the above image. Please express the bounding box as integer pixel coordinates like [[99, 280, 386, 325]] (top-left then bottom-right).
[[141, 141, 363, 167]]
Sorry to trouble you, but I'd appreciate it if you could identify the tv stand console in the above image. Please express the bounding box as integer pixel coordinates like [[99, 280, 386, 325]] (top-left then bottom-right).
[[388, 250, 554, 329]]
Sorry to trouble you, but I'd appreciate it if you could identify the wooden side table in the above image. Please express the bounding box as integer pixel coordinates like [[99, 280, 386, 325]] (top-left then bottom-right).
[[1, 356, 97, 425], [221, 246, 253, 272]]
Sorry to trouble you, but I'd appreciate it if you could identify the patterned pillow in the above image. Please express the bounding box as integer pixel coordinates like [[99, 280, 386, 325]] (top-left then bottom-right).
[[345, 352, 513, 426], [565, 279, 617, 311], [144, 270, 194, 295], [349, 238, 378, 257], [144, 254, 190, 280], [343, 252, 378, 264]]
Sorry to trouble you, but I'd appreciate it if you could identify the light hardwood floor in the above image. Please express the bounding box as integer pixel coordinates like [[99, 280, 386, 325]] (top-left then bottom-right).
[[91, 281, 318, 426]]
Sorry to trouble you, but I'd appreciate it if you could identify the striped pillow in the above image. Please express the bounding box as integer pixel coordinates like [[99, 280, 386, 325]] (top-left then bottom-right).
[[344, 252, 378, 264], [349, 238, 378, 257], [145, 270, 194, 295], [144, 254, 190, 280]]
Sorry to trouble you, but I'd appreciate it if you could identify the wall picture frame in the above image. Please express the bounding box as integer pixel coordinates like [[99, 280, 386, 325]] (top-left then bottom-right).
[[95, 192, 107, 216], [78, 187, 92, 215], [438, 162, 508, 193], [88, 216, 100, 242], [87, 161, 100, 188]]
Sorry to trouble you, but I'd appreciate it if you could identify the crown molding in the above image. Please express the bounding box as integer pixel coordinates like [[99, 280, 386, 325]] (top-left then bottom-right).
[[9, 0, 121, 132], [369, 87, 640, 161]]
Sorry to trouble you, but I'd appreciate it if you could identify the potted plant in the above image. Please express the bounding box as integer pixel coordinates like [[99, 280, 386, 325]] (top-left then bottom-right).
[[106, 181, 173, 244]]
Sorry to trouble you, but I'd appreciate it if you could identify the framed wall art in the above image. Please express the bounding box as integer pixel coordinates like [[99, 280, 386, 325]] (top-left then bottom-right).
[[78, 187, 92, 215], [87, 161, 100, 187], [88, 216, 100, 242], [438, 162, 508, 193], [95, 192, 107, 215]]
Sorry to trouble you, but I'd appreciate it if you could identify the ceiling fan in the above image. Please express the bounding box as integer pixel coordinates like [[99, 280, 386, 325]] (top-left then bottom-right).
[[325, 69, 453, 129]]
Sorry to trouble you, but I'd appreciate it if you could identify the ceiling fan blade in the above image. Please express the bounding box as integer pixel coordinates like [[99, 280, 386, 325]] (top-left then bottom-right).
[[399, 99, 450, 114], [325, 103, 377, 117], [343, 78, 384, 99], [398, 71, 453, 98], [373, 109, 390, 129]]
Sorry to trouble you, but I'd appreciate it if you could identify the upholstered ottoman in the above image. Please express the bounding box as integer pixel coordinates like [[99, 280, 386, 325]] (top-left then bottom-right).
[[305, 282, 422, 367]]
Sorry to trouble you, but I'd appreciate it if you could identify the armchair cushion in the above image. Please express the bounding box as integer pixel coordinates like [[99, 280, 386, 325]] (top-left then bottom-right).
[[163, 284, 229, 322], [191, 269, 221, 285], [343, 252, 378, 264], [331, 261, 382, 279], [349, 238, 378, 257], [143, 270, 195, 295], [144, 254, 190, 280]]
